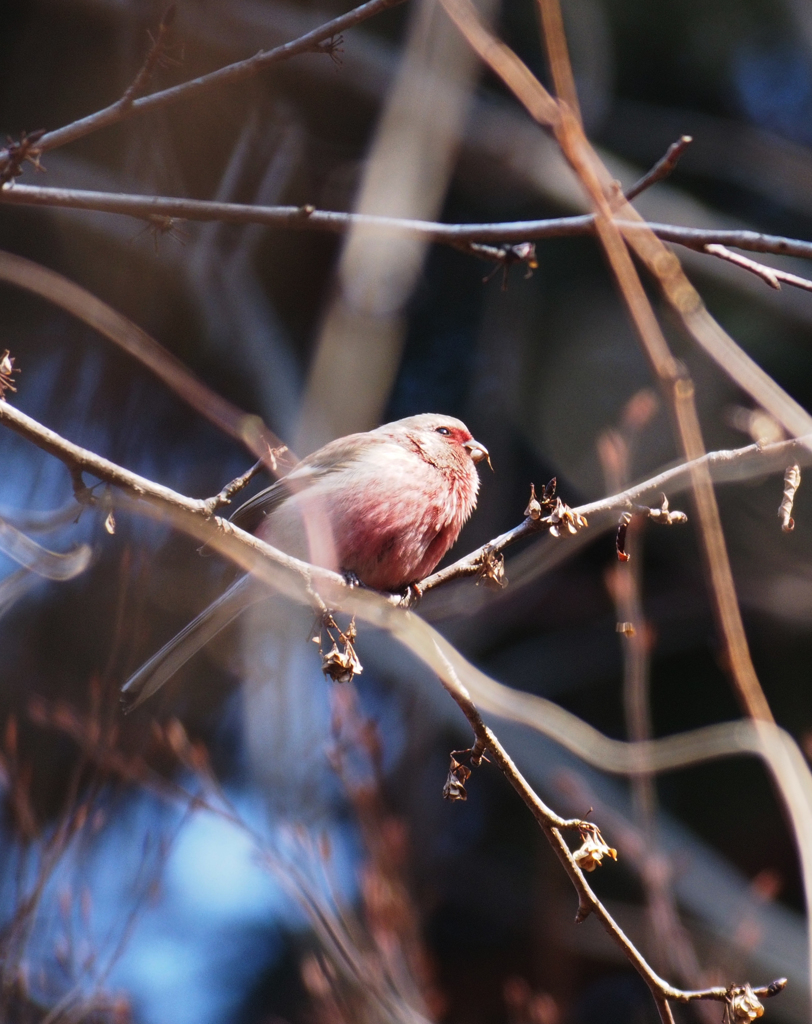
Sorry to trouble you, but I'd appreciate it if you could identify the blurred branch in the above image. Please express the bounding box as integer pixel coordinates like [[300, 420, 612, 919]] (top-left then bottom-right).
[[0, 517, 91, 580], [437, 0, 787, 728], [436, 0, 808, 1011], [0, 250, 291, 474], [0, 0, 407, 171]]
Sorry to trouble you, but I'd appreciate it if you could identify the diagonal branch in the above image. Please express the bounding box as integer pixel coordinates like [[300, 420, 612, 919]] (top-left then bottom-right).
[[0, 250, 292, 476], [0, 0, 407, 167], [0, 396, 794, 1024], [417, 432, 812, 596]]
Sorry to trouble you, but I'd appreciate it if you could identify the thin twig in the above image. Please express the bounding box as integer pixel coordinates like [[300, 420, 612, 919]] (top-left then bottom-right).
[[625, 135, 693, 202], [705, 244, 781, 289], [202, 460, 268, 515], [0, 182, 594, 241], [417, 433, 812, 598], [119, 7, 177, 109], [705, 243, 812, 294], [0, 0, 407, 164]]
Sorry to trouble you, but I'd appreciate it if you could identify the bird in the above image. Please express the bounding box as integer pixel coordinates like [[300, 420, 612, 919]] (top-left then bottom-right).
[[121, 413, 489, 710]]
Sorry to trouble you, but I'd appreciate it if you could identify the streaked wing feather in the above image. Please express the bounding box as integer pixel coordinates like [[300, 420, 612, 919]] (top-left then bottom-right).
[[229, 432, 390, 533]]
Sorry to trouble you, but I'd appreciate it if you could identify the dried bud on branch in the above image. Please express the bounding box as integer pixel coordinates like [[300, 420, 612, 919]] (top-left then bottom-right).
[[0, 130, 45, 186], [312, 34, 344, 66], [616, 512, 632, 562], [524, 479, 557, 520], [572, 823, 617, 873], [0, 349, 19, 399], [616, 496, 687, 561], [778, 464, 801, 532], [523, 481, 587, 539], [646, 493, 688, 526], [548, 498, 588, 539], [443, 753, 472, 801], [318, 616, 363, 684], [477, 546, 507, 589], [525, 483, 543, 520], [103, 486, 116, 535], [475, 241, 539, 290], [442, 746, 487, 801], [725, 984, 764, 1024]]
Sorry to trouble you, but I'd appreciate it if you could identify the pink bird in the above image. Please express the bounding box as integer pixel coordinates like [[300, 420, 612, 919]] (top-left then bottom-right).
[[122, 414, 489, 709]]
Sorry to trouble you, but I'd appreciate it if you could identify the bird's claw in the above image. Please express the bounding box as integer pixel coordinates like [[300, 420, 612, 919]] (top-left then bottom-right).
[[398, 584, 422, 609]]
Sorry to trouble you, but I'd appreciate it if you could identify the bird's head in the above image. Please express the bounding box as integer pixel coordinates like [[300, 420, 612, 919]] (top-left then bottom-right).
[[383, 413, 492, 472]]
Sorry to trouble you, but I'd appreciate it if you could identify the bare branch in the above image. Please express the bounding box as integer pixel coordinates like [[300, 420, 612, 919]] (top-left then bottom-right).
[[203, 460, 269, 516], [0, 0, 407, 164], [625, 135, 693, 201], [6, 184, 812, 271], [705, 243, 812, 294], [417, 433, 812, 598], [0, 397, 795, 1021]]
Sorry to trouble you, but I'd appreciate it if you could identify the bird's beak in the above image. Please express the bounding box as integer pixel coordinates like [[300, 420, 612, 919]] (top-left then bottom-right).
[[464, 438, 493, 471]]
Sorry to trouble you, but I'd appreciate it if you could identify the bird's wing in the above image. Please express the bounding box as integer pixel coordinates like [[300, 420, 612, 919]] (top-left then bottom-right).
[[229, 431, 391, 534], [228, 477, 290, 534], [121, 575, 264, 712]]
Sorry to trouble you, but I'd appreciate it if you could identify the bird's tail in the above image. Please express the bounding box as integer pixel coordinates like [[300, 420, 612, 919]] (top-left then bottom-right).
[[121, 575, 262, 712]]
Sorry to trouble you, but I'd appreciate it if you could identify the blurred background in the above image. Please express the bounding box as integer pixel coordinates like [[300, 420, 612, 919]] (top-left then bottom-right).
[[1, 0, 812, 1021]]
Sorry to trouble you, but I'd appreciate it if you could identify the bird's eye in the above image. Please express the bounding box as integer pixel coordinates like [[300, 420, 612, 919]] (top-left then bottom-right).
[[435, 426, 451, 436]]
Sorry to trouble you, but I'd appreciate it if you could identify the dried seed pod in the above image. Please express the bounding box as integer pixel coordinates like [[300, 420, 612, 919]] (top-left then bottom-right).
[[548, 498, 588, 538], [616, 512, 632, 561], [443, 754, 472, 801], [572, 824, 617, 872], [726, 984, 764, 1024], [478, 547, 507, 589], [778, 464, 801, 532], [0, 349, 19, 399], [647, 494, 687, 526], [524, 484, 543, 520], [321, 640, 363, 684]]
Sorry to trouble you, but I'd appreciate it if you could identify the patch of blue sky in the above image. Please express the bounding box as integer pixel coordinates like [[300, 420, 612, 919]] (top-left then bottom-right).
[[732, 42, 812, 144], [101, 787, 361, 1024]]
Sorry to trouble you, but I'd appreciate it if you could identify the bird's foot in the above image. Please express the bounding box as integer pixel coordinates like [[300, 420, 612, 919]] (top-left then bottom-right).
[[393, 584, 422, 609]]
